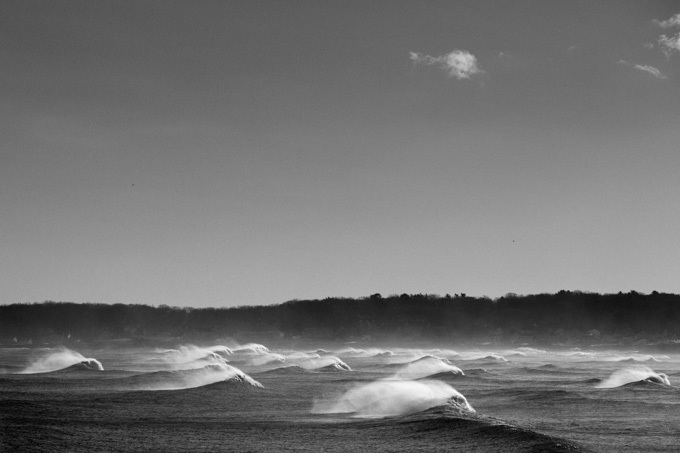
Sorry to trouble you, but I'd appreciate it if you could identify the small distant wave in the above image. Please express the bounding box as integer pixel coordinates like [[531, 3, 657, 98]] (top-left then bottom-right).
[[392, 354, 451, 366], [538, 364, 559, 370], [260, 355, 351, 372], [207, 345, 233, 357], [460, 353, 508, 363], [295, 355, 351, 371], [148, 345, 228, 367], [286, 351, 321, 360], [248, 352, 286, 366], [318, 361, 352, 372], [232, 343, 270, 354], [388, 356, 463, 380], [464, 368, 490, 376], [19, 348, 104, 374], [595, 366, 671, 389], [257, 365, 310, 375], [129, 363, 262, 390], [505, 347, 547, 357], [515, 347, 547, 355], [312, 379, 474, 418], [617, 355, 668, 363]]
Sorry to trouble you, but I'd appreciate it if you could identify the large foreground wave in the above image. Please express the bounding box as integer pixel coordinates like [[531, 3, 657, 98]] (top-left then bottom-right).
[[312, 379, 474, 418], [20, 348, 103, 374]]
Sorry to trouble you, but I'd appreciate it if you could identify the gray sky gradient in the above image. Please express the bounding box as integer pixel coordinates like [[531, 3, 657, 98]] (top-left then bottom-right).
[[2, 1, 679, 307]]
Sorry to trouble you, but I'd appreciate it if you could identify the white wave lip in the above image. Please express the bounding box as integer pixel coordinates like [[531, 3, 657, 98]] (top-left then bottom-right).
[[141, 345, 230, 372], [21, 348, 104, 373], [231, 343, 270, 354], [312, 379, 474, 418], [288, 354, 351, 371], [460, 352, 508, 363], [388, 356, 463, 380], [136, 363, 263, 391], [596, 366, 671, 388]]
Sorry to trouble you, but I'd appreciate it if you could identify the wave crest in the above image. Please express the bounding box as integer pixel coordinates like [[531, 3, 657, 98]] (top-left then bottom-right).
[[131, 363, 262, 390], [312, 379, 474, 418], [389, 356, 463, 380], [596, 366, 671, 388], [20, 348, 103, 374]]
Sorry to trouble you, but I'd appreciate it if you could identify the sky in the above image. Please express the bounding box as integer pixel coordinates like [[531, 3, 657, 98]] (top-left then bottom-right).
[[1, 1, 680, 308]]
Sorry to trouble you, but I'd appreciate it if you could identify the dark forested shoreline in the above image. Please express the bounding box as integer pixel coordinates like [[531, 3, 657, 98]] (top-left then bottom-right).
[[2, 291, 680, 348]]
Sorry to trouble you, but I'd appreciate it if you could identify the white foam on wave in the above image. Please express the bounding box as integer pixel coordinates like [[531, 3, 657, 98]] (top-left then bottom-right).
[[460, 352, 508, 363], [231, 343, 270, 354], [135, 363, 263, 391], [382, 351, 451, 365], [312, 379, 474, 418], [596, 366, 671, 388], [249, 352, 286, 366], [617, 354, 669, 363], [506, 347, 547, 357], [143, 345, 228, 371], [288, 355, 351, 371], [388, 356, 463, 380], [21, 348, 104, 373], [333, 347, 369, 357], [207, 345, 233, 357]]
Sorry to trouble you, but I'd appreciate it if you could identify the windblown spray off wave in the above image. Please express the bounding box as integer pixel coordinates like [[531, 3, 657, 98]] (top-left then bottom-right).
[[20, 348, 103, 373], [595, 366, 671, 388], [388, 356, 463, 380], [288, 354, 351, 371], [312, 379, 474, 418], [130, 363, 262, 391]]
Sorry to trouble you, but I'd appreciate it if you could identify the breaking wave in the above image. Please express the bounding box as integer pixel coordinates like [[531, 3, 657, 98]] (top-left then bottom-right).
[[289, 355, 351, 371], [231, 343, 270, 354], [460, 353, 508, 363], [130, 363, 262, 390], [595, 366, 671, 388], [312, 379, 474, 418], [20, 348, 103, 374], [258, 365, 310, 374], [388, 356, 463, 380]]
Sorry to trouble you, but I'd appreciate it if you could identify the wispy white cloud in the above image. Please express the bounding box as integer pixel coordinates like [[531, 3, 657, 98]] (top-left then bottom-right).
[[642, 42, 654, 50], [653, 13, 680, 29], [658, 33, 680, 58], [409, 50, 483, 80], [634, 64, 667, 79], [652, 12, 680, 58], [617, 60, 667, 79]]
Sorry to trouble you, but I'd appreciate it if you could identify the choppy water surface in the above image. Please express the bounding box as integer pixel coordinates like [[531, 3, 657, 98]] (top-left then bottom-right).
[[2, 344, 679, 452]]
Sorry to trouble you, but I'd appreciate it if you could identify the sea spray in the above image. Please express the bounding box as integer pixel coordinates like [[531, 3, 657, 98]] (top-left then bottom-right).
[[249, 352, 286, 366], [288, 355, 351, 371], [459, 352, 508, 363], [312, 379, 474, 418], [21, 348, 103, 373], [132, 362, 263, 391], [388, 356, 463, 380], [207, 345, 234, 357], [596, 365, 671, 388], [231, 343, 270, 354]]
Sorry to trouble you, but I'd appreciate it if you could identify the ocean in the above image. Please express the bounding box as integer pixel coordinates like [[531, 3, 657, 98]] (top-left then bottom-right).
[[1, 343, 679, 452]]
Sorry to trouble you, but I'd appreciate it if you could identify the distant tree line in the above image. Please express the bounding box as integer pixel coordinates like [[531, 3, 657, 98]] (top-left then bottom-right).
[[2, 291, 680, 345]]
